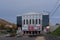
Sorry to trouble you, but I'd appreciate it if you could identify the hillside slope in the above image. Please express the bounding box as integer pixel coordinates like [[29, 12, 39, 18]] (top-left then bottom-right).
[[0, 18, 17, 28], [0, 18, 12, 25], [50, 25, 60, 36]]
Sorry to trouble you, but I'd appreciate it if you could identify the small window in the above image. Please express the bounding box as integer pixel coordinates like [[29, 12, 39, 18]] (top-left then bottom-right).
[[39, 19, 40, 24], [36, 19, 37, 24], [26, 19, 28, 24], [30, 19, 31, 24], [24, 19, 25, 24], [32, 19, 34, 24]]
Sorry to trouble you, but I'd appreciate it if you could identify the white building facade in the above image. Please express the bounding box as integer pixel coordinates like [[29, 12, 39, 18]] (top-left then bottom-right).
[[17, 12, 49, 31]]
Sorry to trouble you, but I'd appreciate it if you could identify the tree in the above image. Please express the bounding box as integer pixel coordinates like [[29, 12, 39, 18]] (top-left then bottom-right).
[[56, 23, 60, 25], [0, 24, 5, 30], [12, 24, 17, 30]]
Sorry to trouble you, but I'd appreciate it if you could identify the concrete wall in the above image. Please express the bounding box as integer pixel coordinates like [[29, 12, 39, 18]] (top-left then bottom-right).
[[50, 25, 59, 32]]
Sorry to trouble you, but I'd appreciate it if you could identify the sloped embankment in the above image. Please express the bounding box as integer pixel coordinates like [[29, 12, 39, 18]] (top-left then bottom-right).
[[50, 25, 60, 36]]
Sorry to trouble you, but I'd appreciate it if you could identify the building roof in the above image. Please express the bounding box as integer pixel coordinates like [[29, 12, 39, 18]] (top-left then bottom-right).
[[17, 12, 49, 16]]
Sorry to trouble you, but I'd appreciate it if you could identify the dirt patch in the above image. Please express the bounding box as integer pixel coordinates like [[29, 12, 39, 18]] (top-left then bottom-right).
[[35, 36, 46, 40]]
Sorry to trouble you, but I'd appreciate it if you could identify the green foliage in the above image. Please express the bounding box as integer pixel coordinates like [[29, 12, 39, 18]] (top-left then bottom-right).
[[12, 24, 17, 30], [0, 24, 5, 30], [50, 26, 60, 36], [0, 19, 17, 34], [55, 23, 60, 25]]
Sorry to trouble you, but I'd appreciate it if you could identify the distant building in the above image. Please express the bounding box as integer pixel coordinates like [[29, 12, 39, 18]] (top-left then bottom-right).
[[42, 15, 49, 27], [17, 12, 49, 30], [17, 16, 22, 27], [5, 24, 12, 28]]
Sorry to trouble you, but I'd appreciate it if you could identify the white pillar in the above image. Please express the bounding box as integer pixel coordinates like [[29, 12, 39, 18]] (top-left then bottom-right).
[[34, 19, 36, 25], [28, 19, 29, 25], [40, 15, 42, 31], [38, 19, 39, 24], [25, 19, 26, 25], [31, 19, 32, 25]]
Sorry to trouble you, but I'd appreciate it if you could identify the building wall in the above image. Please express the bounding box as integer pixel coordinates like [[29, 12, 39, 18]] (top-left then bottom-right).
[[50, 25, 59, 32], [42, 15, 49, 27], [17, 16, 22, 27], [17, 13, 49, 31], [22, 14, 42, 27]]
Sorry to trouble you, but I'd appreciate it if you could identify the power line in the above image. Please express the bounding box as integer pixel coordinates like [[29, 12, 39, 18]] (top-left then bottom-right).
[[50, 0, 60, 16], [51, 4, 60, 16]]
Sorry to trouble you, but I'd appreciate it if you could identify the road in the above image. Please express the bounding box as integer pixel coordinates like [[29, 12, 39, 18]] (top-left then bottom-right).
[[0, 36, 35, 40], [0, 34, 60, 40], [0, 35, 45, 40], [45, 34, 60, 40]]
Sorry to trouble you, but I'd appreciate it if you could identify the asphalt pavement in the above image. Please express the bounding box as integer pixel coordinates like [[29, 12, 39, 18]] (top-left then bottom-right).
[[0, 36, 36, 40], [45, 34, 60, 40], [0, 34, 60, 40]]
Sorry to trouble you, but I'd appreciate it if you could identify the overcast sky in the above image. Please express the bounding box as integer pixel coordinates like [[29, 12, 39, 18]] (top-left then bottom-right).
[[0, 0, 60, 25]]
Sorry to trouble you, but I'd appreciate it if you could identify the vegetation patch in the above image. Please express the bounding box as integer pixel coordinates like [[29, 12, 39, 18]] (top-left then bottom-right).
[[50, 26, 60, 36]]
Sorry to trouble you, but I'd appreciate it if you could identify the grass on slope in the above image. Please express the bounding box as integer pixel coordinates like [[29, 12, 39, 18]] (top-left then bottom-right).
[[50, 26, 60, 36]]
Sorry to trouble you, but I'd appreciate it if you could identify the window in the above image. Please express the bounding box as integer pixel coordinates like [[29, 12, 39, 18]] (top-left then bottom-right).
[[24, 19, 25, 24], [36, 19, 37, 24], [30, 19, 31, 24], [26, 19, 28, 24], [39, 19, 40, 24], [32, 19, 34, 24]]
